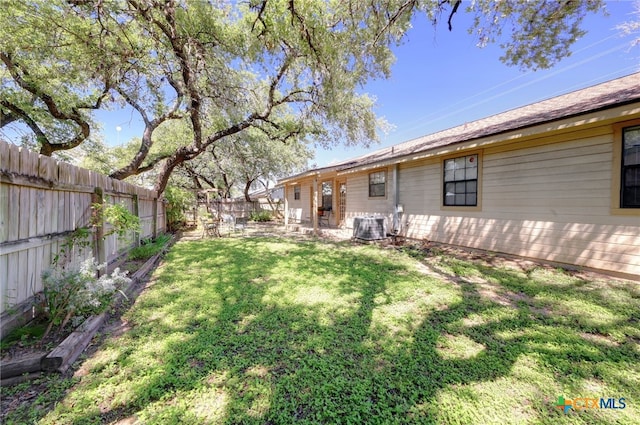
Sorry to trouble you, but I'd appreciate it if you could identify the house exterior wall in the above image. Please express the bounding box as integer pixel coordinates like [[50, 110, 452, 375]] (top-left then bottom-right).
[[285, 182, 311, 223], [280, 105, 640, 277], [342, 167, 395, 228], [395, 123, 639, 276]]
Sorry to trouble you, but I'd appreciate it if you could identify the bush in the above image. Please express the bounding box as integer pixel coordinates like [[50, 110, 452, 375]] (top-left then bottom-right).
[[42, 257, 131, 337], [249, 210, 272, 222], [128, 234, 172, 261], [165, 186, 196, 231]]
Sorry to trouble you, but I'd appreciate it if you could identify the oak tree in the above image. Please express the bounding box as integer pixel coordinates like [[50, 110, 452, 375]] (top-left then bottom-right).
[[1, 0, 604, 193]]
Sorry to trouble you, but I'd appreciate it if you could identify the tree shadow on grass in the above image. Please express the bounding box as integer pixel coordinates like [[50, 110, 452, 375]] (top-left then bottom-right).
[[37, 237, 640, 425]]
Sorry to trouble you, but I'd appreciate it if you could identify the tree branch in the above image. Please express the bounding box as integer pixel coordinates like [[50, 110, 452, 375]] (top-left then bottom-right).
[[251, 0, 268, 35], [447, 0, 462, 31], [0, 52, 99, 155], [373, 0, 417, 45], [0, 100, 49, 144]]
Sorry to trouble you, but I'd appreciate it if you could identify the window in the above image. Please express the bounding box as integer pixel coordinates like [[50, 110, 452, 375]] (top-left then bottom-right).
[[293, 185, 300, 200], [622, 125, 640, 208], [443, 154, 478, 206], [321, 181, 332, 210], [369, 171, 386, 197]]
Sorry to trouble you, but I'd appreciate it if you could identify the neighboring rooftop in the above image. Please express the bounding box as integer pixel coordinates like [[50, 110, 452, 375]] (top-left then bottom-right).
[[280, 71, 640, 183]]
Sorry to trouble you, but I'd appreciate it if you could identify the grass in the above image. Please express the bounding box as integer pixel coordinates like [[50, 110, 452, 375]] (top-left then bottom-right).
[[0, 320, 47, 350], [128, 234, 172, 261], [7, 237, 639, 424], [1, 375, 77, 423]]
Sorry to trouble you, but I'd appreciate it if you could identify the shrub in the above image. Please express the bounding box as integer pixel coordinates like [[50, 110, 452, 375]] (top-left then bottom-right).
[[249, 210, 272, 222], [165, 186, 196, 231], [128, 234, 172, 261], [41, 257, 131, 337]]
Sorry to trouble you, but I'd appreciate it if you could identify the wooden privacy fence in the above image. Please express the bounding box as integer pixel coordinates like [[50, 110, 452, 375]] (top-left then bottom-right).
[[0, 140, 166, 317], [208, 198, 284, 219]]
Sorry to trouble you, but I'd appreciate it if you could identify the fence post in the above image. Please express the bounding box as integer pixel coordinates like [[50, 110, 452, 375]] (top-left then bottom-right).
[[92, 187, 106, 276], [152, 197, 158, 239], [132, 194, 140, 247]]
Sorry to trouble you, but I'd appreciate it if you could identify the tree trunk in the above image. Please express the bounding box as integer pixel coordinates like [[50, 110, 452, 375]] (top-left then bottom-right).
[[110, 126, 154, 180], [244, 180, 254, 202]]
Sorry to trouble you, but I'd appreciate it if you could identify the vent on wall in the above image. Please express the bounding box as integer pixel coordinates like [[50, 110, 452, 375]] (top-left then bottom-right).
[[353, 217, 387, 241]]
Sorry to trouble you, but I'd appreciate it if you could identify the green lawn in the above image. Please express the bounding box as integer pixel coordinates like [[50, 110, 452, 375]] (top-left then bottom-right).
[[12, 237, 640, 424]]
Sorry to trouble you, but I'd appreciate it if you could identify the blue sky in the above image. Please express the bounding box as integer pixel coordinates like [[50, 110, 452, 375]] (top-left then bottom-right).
[[97, 1, 639, 168], [312, 0, 640, 167]]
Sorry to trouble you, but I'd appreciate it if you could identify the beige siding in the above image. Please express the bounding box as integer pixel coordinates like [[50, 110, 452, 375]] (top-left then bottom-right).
[[284, 179, 314, 223], [343, 168, 395, 227], [286, 184, 306, 223], [395, 129, 640, 276]]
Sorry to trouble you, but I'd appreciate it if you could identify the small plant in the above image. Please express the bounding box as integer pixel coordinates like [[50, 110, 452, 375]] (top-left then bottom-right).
[[93, 201, 141, 239], [249, 210, 272, 222], [165, 186, 196, 231], [128, 234, 172, 261], [51, 201, 141, 269], [0, 321, 47, 350], [51, 227, 92, 268], [41, 257, 131, 338]]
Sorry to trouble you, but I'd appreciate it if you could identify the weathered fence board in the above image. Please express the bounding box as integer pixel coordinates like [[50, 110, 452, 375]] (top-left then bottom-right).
[[0, 140, 166, 317], [0, 142, 10, 172], [0, 254, 8, 308], [0, 183, 8, 243], [8, 185, 20, 242]]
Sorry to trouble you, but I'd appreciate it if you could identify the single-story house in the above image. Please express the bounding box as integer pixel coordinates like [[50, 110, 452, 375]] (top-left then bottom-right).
[[278, 72, 640, 278]]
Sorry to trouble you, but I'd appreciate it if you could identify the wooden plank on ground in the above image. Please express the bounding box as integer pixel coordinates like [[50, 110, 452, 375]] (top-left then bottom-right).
[[42, 312, 106, 373], [0, 352, 46, 378]]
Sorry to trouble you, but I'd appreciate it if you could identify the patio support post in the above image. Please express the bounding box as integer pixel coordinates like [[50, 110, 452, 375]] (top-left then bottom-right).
[[284, 185, 289, 227], [312, 177, 318, 236]]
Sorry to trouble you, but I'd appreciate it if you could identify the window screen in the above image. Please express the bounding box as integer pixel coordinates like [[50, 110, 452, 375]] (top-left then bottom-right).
[[369, 171, 386, 197], [622, 126, 640, 208], [443, 154, 478, 206]]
